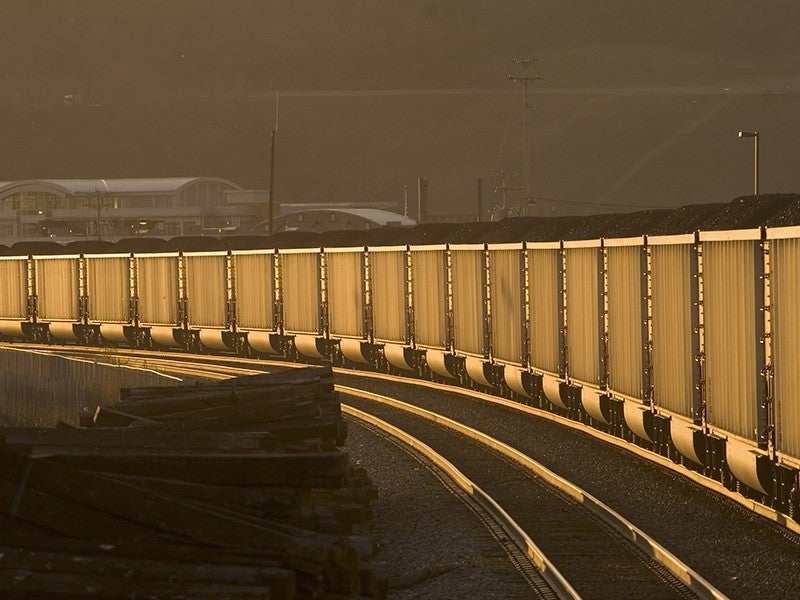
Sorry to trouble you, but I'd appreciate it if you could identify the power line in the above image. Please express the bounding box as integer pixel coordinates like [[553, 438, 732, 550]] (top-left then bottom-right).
[[530, 103, 732, 138], [532, 195, 672, 210]]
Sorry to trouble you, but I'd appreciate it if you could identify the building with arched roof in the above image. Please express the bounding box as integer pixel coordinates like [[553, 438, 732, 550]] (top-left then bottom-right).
[[0, 177, 261, 241], [254, 207, 416, 234]]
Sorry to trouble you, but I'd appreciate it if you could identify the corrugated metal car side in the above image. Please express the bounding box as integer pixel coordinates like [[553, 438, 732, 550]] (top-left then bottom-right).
[[136, 254, 180, 326], [606, 245, 643, 399], [0, 257, 29, 319], [35, 257, 80, 322], [233, 251, 275, 331], [369, 248, 407, 344], [564, 246, 601, 385], [85, 255, 130, 323], [702, 240, 758, 440], [650, 243, 694, 418], [450, 247, 484, 356], [411, 248, 448, 349], [326, 250, 364, 339], [489, 247, 524, 365], [280, 250, 321, 335], [185, 253, 228, 328], [528, 247, 561, 374]]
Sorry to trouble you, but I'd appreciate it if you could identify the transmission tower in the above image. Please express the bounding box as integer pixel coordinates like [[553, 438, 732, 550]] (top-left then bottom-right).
[[508, 58, 542, 210]]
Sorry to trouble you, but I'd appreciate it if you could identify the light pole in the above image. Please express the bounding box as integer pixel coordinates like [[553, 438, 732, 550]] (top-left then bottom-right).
[[268, 91, 279, 235], [738, 130, 759, 195]]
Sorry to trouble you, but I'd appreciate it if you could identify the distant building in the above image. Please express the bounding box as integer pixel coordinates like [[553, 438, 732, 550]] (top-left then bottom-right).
[[0, 177, 261, 241], [279, 201, 399, 215], [255, 207, 416, 234]]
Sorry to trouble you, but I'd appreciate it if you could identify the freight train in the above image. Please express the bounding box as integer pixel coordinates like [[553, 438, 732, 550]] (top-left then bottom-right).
[[1, 227, 798, 518]]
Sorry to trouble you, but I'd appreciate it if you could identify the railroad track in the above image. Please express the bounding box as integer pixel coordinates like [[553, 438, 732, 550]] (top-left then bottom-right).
[[15, 346, 733, 599], [339, 387, 719, 600], [344, 404, 569, 600]]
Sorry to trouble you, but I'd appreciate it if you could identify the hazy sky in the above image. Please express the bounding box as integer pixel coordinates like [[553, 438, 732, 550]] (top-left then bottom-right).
[[2, 1, 799, 214]]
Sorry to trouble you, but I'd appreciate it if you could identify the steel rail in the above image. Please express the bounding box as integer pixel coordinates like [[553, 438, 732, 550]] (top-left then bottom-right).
[[338, 385, 728, 600], [331, 365, 800, 535], [343, 403, 579, 600]]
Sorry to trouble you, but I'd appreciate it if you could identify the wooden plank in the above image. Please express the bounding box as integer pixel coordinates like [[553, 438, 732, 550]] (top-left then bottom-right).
[[102, 475, 313, 519], [0, 547, 295, 599], [119, 366, 332, 402], [115, 385, 299, 416], [90, 406, 154, 428], [152, 411, 341, 437], [43, 451, 349, 487], [0, 519, 283, 569], [0, 363, 384, 599], [0, 451, 354, 571], [0, 429, 278, 451], [141, 397, 316, 423], [0, 571, 275, 599], [0, 476, 160, 543]]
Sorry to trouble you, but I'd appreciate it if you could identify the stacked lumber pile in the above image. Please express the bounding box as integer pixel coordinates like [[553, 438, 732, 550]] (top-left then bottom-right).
[[0, 366, 386, 599]]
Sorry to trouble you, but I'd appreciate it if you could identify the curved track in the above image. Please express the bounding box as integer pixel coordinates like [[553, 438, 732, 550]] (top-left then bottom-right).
[[345, 404, 571, 600], [340, 388, 717, 600]]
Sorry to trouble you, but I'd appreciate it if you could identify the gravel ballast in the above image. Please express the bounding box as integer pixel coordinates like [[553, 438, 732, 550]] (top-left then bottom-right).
[[346, 418, 537, 599], [338, 372, 800, 599]]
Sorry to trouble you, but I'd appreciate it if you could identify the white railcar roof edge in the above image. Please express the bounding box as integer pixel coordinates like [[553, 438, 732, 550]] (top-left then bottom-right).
[[449, 243, 486, 251], [603, 235, 645, 248], [525, 240, 561, 250], [231, 248, 277, 256], [647, 233, 695, 246], [322, 246, 366, 254], [699, 228, 762, 242], [366, 244, 408, 253], [182, 250, 229, 258], [562, 238, 603, 249], [410, 243, 448, 252], [34, 254, 81, 260], [83, 253, 134, 259], [133, 252, 181, 258], [766, 225, 800, 240], [487, 242, 525, 251], [278, 247, 323, 255]]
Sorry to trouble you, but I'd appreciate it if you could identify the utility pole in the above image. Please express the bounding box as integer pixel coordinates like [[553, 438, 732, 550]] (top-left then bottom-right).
[[508, 58, 542, 211], [403, 185, 409, 217], [268, 91, 279, 235], [416, 177, 428, 223], [738, 131, 759, 195], [476, 178, 483, 222]]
